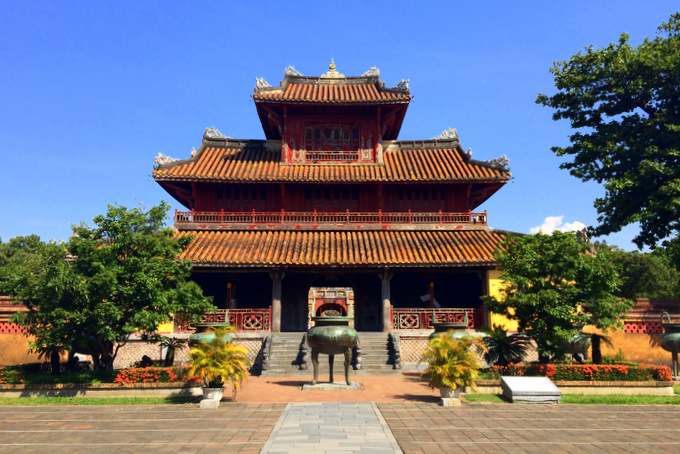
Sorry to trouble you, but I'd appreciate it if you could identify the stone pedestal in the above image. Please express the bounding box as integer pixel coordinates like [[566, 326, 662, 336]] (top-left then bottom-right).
[[501, 376, 561, 403]]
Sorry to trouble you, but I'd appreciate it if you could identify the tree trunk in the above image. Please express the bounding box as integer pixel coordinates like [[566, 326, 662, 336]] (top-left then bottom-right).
[[164, 346, 175, 367], [591, 335, 602, 364], [50, 350, 61, 375]]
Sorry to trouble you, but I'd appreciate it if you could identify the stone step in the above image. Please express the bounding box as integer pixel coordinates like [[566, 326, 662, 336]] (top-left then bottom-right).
[[260, 332, 400, 377]]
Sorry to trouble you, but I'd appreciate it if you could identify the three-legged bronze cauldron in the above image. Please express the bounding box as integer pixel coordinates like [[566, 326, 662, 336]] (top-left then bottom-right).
[[306, 316, 357, 385]]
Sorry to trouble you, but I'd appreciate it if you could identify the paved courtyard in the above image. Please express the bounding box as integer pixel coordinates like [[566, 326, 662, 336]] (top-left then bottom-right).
[[3, 402, 680, 453], [1, 373, 680, 453]]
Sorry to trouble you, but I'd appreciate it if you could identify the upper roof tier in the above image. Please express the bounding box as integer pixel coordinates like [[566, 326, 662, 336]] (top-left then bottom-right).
[[253, 63, 412, 141], [252, 63, 412, 105]]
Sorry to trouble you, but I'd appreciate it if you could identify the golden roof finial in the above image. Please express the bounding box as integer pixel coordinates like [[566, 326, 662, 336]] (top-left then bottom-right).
[[321, 59, 344, 78]]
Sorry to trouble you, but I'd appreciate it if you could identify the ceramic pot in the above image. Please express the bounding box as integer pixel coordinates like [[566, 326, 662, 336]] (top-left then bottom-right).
[[439, 387, 461, 398], [202, 387, 224, 400]]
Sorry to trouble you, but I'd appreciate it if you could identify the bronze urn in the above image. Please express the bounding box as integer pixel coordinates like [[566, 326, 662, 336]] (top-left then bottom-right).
[[306, 316, 358, 385]]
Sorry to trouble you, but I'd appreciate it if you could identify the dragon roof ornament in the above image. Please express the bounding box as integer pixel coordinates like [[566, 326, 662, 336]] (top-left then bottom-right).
[[362, 66, 380, 77], [485, 155, 510, 171], [434, 128, 458, 140], [284, 66, 302, 76], [396, 79, 409, 91], [154, 153, 178, 168], [255, 77, 270, 89], [204, 126, 226, 139]]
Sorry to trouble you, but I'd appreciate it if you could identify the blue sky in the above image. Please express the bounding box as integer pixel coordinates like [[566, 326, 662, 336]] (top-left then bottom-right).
[[1, 1, 677, 250]]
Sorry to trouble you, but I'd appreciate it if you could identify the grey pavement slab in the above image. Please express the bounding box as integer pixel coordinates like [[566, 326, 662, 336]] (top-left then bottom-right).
[[261, 402, 402, 453], [378, 402, 680, 453], [2, 401, 680, 453]]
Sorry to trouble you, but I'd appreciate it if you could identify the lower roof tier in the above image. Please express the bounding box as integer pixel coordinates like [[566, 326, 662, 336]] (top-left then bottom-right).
[[176, 229, 505, 269], [153, 138, 511, 184]]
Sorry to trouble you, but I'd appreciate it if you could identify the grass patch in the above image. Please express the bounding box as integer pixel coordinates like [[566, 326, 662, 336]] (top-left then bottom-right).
[[562, 394, 680, 405], [21, 370, 116, 385], [463, 393, 506, 403], [462, 385, 680, 405], [0, 396, 194, 406]]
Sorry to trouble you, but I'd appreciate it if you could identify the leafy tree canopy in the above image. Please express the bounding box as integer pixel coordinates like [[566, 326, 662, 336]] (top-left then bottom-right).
[[594, 242, 680, 299], [483, 232, 633, 362], [10, 202, 215, 371], [536, 13, 680, 249], [0, 235, 45, 296]]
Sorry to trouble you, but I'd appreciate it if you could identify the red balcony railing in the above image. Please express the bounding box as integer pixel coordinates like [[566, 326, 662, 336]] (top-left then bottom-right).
[[175, 209, 487, 227], [392, 308, 483, 330], [177, 308, 271, 333]]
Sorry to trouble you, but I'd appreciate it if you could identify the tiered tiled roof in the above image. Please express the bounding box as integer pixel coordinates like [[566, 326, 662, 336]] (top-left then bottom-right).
[[176, 229, 504, 269], [153, 139, 510, 183], [253, 79, 411, 104], [252, 63, 411, 105]]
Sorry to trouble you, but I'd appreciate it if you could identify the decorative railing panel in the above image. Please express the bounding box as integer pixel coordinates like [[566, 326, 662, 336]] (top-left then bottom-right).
[[392, 308, 483, 330], [176, 209, 487, 226], [177, 308, 271, 333]]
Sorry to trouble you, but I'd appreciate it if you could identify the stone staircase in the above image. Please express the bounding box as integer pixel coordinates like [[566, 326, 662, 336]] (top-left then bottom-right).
[[260, 332, 401, 377]]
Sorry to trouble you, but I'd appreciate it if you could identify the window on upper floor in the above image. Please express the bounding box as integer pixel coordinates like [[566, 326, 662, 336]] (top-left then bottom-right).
[[304, 123, 360, 151]]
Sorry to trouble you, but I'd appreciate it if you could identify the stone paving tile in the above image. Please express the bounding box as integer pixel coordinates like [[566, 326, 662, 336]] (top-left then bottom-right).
[[377, 402, 680, 454], [0, 403, 285, 454], [261, 402, 402, 453]]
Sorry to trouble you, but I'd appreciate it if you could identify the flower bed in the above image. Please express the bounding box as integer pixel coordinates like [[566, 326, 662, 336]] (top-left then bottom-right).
[[486, 363, 673, 382], [114, 366, 200, 384], [0, 368, 23, 384]]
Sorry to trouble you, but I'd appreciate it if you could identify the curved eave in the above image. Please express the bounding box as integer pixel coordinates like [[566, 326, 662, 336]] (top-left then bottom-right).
[[177, 229, 504, 269]]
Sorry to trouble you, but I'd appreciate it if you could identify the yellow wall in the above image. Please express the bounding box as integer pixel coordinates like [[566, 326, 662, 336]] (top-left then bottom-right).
[[0, 334, 42, 366], [584, 326, 672, 366], [485, 269, 518, 331]]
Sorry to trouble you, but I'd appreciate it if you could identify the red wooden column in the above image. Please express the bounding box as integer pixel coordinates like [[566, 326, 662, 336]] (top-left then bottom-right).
[[269, 270, 285, 332], [379, 269, 393, 332]]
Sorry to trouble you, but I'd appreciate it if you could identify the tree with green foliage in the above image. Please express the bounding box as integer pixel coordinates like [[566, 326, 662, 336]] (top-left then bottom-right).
[[0, 235, 45, 296], [11, 202, 215, 372], [536, 13, 680, 249], [483, 232, 633, 363], [594, 243, 680, 299], [1, 237, 73, 373]]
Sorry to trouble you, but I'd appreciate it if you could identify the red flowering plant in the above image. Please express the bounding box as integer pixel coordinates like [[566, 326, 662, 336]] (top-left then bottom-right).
[[114, 365, 200, 385], [484, 362, 672, 381], [0, 367, 24, 384]]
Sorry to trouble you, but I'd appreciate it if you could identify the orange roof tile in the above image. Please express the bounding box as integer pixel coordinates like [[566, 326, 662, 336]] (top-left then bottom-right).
[[253, 81, 411, 104], [176, 229, 504, 269], [154, 141, 510, 183]]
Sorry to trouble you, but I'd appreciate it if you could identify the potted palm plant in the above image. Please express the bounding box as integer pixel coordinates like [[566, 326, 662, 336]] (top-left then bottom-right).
[[421, 332, 487, 398], [186, 325, 252, 401]]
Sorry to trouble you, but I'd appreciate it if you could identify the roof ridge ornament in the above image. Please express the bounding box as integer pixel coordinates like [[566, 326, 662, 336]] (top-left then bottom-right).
[[320, 58, 345, 78], [434, 128, 458, 140], [204, 126, 226, 139], [362, 66, 380, 77], [485, 155, 510, 171], [396, 79, 410, 91], [154, 153, 178, 168], [284, 66, 302, 76], [255, 77, 270, 90]]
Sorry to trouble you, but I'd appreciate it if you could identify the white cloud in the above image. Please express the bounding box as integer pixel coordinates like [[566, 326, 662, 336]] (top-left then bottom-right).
[[530, 216, 587, 235]]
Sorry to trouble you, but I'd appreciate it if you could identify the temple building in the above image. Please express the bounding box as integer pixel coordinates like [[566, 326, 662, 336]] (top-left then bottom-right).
[[152, 62, 512, 371]]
